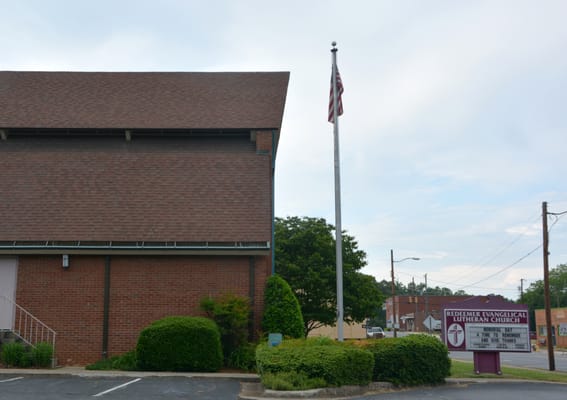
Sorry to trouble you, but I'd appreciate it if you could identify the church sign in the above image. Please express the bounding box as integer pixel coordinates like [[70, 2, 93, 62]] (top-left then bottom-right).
[[443, 308, 530, 352]]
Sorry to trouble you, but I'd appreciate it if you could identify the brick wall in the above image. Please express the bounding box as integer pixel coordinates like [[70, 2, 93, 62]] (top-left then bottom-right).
[[16, 254, 270, 365]]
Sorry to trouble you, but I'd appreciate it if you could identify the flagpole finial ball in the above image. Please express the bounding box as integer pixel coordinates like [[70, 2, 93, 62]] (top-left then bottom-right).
[[332, 41, 337, 47]]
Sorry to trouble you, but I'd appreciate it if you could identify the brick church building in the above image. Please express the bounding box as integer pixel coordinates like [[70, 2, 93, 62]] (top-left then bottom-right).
[[0, 71, 289, 364]]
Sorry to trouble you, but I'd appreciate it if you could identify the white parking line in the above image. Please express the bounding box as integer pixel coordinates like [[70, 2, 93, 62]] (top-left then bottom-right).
[[93, 378, 142, 397], [0, 377, 24, 383]]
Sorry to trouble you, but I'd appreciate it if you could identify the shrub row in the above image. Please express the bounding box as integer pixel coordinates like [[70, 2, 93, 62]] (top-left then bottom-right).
[[256, 337, 373, 387], [1, 342, 53, 368], [256, 334, 451, 389], [363, 334, 451, 386]]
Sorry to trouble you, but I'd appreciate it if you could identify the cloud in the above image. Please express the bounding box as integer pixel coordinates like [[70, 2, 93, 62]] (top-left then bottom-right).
[[2, 0, 567, 300]]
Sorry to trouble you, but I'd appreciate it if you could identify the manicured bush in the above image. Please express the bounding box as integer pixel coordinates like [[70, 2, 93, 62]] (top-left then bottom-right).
[[200, 293, 250, 362], [31, 342, 53, 368], [136, 316, 222, 372], [256, 338, 373, 388], [1, 342, 26, 367], [262, 275, 304, 339], [364, 334, 451, 386], [262, 371, 327, 391]]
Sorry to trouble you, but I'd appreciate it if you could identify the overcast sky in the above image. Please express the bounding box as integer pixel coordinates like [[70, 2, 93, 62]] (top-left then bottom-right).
[[3, 0, 566, 299]]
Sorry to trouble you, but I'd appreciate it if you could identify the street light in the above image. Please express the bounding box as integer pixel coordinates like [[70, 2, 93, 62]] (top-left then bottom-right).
[[390, 249, 420, 338]]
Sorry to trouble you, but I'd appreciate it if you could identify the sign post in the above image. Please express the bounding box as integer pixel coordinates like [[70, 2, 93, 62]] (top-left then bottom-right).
[[442, 296, 530, 374]]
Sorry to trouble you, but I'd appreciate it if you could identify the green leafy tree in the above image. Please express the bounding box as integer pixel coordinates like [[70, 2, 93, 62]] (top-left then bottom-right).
[[521, 263, 567, 330], [262, 275, 304, 338], [275, 216, 383, 336]]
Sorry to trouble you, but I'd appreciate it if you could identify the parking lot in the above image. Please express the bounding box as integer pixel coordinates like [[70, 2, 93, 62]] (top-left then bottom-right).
[[0, 374, 241, 400]]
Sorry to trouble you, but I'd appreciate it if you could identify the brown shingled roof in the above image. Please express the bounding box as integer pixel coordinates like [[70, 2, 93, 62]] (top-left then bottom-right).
[[0, 71, 289, 130]]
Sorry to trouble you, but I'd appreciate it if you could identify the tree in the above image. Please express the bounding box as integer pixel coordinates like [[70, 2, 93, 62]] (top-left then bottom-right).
[[262, 275, 304, 338], [521, 263, 567, 331], [275, 216, 383, 336]]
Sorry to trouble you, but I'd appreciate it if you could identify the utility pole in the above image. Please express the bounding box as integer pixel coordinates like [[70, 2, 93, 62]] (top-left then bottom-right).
[[390, 249, 397, 338], [520, 278, 525, 303], [390, 251, 420, 338], [413, 276, 418, 332], [542, 201, 555, 371], [425, 273, 430, 334]]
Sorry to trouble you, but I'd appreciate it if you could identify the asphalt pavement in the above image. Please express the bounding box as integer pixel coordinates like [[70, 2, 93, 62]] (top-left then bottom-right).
[[0, 367, 250, 400], [2, 353, 567, 400], [450, 347, 567, 371], [355, 381, 567, 400]]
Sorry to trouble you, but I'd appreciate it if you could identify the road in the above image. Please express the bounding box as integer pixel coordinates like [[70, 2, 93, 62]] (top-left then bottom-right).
[[357, 381, 567, 400], [450, 348, 567, 371], [388, 331, 567, 372]]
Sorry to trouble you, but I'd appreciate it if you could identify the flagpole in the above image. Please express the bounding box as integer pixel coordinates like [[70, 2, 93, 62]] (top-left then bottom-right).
[[331, 41, 344, 342]]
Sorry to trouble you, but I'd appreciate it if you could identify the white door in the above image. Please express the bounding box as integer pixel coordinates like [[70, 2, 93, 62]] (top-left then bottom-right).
[[0, 257, 18, 330]]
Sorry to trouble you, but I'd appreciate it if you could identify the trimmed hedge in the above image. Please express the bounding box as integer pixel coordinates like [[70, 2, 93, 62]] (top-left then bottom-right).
[[262, 275, 304, 339], [136, 316, 222, 372], [364, 334, 451, 386], [256, 338, 373, 387]]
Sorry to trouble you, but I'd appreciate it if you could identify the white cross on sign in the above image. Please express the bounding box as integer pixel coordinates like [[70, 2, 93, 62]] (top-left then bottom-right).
[[447, 323, 465, 347]]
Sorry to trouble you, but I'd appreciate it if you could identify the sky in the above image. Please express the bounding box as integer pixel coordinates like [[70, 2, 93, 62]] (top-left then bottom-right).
[[2, 0, 566, 300]]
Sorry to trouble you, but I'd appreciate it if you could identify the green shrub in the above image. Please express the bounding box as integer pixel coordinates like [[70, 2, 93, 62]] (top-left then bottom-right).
[[261, 371, 327, 391], [136, 316, 222, 372], [31, 342, 53, 368], [1, 342, 26, 367], [85, 351, 138, 371], [262, 275, 304, 339], [112, 350, 138, 370], [85, 357, 116, 370], [200, 293, 250, 361], [227, 342, 257, 372], [19, 352, 33, 368], [364, 334, 451, 386], [1, 342, 54, 368], [256, 338, 373, 387]]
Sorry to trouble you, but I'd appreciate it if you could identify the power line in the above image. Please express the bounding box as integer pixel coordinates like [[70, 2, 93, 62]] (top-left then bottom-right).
[[457, 244, 542, 290], [389, 206, 567, 296], [395, 269, 521, 293], [456, 209, 566, 291], [450, 212, 541, 285]]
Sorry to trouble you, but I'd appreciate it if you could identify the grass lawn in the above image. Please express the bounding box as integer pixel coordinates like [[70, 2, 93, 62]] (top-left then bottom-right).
[[450, 359, 567, 383]]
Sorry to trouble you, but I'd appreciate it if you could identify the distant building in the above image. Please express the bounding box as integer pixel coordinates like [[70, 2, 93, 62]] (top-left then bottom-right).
[[534, 307, 567, 348], [308, 322, 366, 340], [385, 295, 472, 332]]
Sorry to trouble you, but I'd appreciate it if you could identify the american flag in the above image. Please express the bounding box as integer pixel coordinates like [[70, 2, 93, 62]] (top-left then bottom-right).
[[328, 67, 344, 123]]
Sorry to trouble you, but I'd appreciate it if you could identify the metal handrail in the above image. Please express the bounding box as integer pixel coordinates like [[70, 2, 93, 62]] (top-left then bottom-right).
[[0, 294, 56, 367]]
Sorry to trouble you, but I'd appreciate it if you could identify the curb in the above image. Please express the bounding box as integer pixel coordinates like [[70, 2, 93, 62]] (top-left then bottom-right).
[[238, 381, 395, 400], [0, 366, 259, 381]]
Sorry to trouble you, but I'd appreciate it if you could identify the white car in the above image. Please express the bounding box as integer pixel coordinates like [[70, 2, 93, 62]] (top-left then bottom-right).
[[366, 326, 385, 339]]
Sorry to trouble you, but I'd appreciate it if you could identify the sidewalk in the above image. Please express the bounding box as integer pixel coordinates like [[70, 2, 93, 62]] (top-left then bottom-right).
[[0, 365, 259, 381]]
